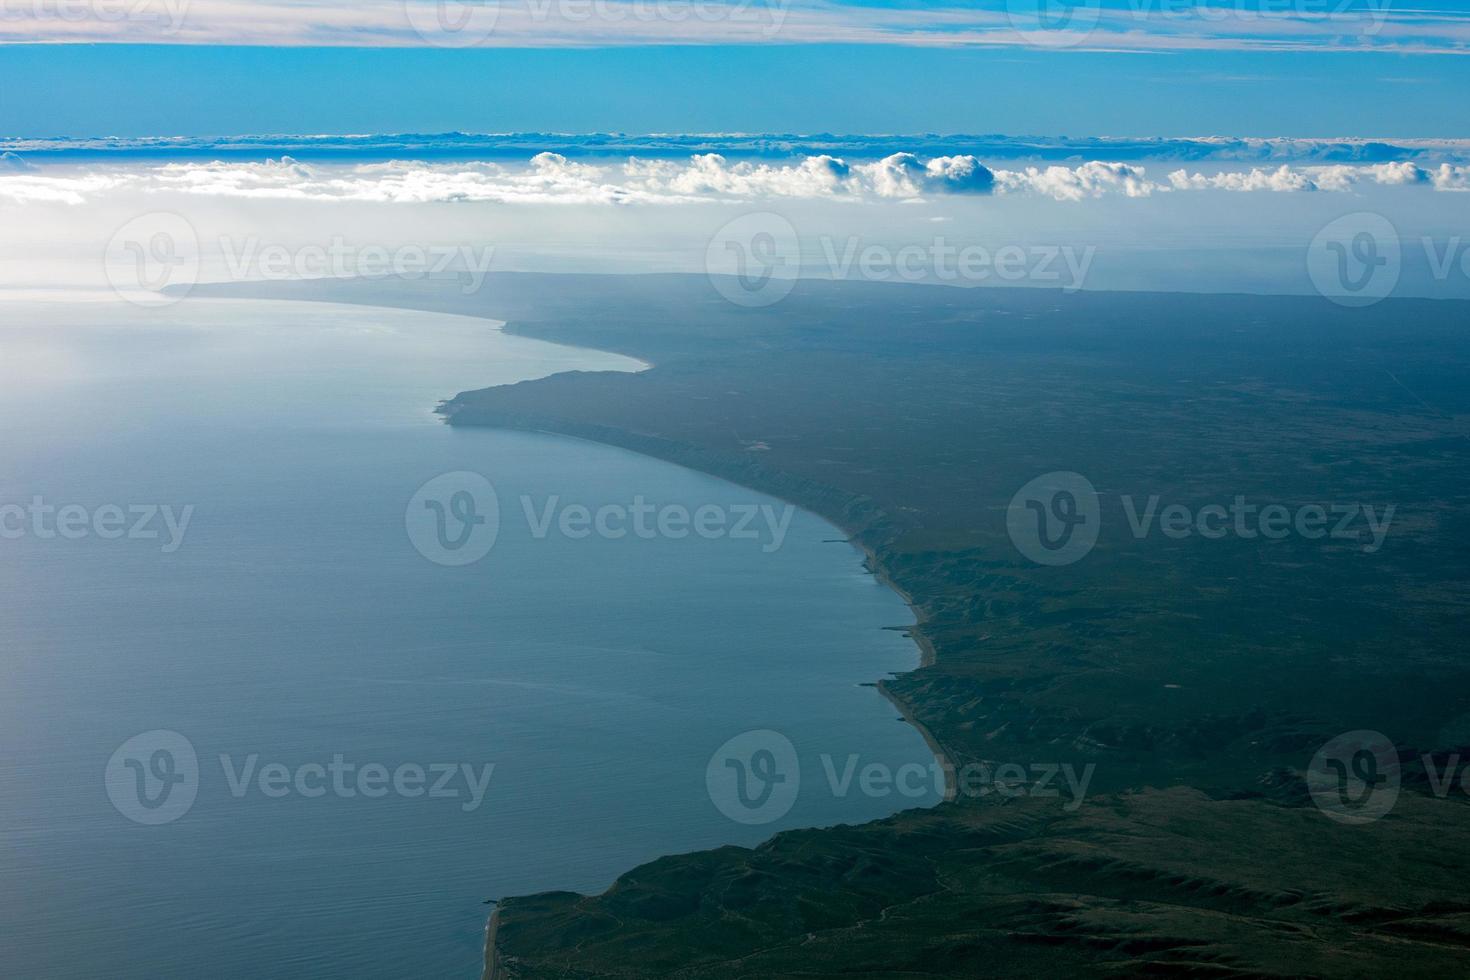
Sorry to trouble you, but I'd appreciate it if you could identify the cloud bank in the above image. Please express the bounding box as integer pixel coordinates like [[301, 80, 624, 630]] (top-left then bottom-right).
[[3, 154, 1468, 207]]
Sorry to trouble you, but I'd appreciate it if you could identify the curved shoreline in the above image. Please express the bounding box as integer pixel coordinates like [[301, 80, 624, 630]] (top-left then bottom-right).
[[173, 289, 953, 977], [414, 310, 952, 974], [445, 424, 955, 978], [466, 428, 952, 977], [419, 322, 955, 975]]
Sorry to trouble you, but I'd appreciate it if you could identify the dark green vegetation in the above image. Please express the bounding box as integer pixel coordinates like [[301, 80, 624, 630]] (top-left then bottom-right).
[[199, 275, 1470, 976], [488, 788, 1470, 978]]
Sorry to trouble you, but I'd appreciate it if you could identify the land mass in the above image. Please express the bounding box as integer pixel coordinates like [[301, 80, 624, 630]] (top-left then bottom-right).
[[190, 274, 1470, 978]]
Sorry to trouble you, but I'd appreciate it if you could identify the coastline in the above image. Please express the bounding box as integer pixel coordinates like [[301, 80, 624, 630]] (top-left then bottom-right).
[[459, 420, 954, 976], [849, 538, 958, 803], [482, 909, 503, 980], [459, 424, 953, 973], [162, 286, 955, 976], [165, 276, 1470, 978], [476, 421, 962, 804], [187, 292, 953, 977], [439, 411, 954, 766], [423, 312, 957, 973]]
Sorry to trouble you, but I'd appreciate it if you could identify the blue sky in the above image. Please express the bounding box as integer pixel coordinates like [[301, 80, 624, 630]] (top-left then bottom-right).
[[1, 3, 1466, 307], [0, 0, 1467, 138], [2, 43, 1467, 138]]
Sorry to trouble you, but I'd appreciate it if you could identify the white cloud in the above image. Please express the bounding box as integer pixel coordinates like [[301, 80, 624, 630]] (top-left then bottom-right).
[[3, 155, 1468, 208], [1, 0, 1468, 54], [0, 172, 135, 205], [1168, 164, 1318, 192], [922, 156, 997, 195], [854, 154, 995, 197], [1166, 161, 1452, 194], [1432, 164, 1470, 191], [627, 153, 855, 198], [996, 162, 1155, 201], [1367, 161, 1434, 186], [145, 156, 686, 205]]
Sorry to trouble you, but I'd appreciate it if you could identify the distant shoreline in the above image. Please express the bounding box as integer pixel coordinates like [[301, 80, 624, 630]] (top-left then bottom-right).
[[433, 343, 953, 979], [171, 288, 949, 979], [432, 329, 955, 980], [180, 264, 1470, 978]]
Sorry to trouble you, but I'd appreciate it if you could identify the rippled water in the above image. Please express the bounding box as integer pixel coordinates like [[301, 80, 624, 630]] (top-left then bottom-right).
[[0, 296, 939, 978]]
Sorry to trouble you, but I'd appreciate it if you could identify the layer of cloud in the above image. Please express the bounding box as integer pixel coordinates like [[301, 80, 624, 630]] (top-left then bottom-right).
[[1168, 161, 1470, 193], [3, 154, 1469, 207], [0, 0, 1468, 54], [995, 162, 1154, 200], [142, 153, 691, 205]]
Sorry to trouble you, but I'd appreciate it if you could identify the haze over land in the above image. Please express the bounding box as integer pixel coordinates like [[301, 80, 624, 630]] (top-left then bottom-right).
[[4, 0, 1470, 974], [189, 271, 1470, 976]]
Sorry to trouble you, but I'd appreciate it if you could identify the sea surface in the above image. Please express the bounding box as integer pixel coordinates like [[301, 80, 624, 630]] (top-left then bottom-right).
[[0, 296, 940, 978]]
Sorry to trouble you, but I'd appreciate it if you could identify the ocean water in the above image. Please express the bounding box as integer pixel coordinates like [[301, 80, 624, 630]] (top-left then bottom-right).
[[0, 297, 940, 978]]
